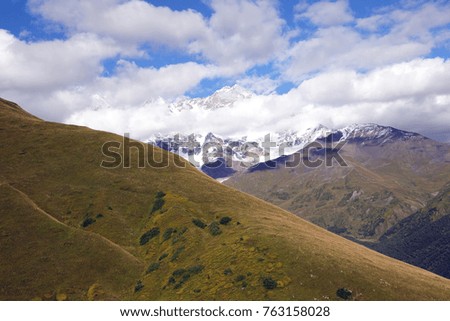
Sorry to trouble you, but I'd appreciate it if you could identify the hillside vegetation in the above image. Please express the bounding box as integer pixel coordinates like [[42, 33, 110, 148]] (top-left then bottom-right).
[[370, 183, 450, 278], [1, 97, 450, 300]]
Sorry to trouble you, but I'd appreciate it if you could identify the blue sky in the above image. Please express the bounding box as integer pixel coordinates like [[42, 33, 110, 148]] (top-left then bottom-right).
[[0, 0, 450, 141]]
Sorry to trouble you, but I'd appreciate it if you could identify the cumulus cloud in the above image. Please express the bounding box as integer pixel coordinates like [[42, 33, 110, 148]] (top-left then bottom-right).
[[28, 0, 208, 47], [236, 76, 279, 95], [188, 0, 289, 71], [65, 58, 450, 142], [0, 29, 118, 91], [28, 0, 289, 73], [295, 0, 353, 27], [1, 0, 449, 143], [284, 1, 450, 82]]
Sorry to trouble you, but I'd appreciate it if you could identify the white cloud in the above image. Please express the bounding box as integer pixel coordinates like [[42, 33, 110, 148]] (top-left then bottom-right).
[[28, 0, 208, 47], [236, 76, 279, 95], [0, 0, 449, 143], [91, 60, 218, 106], [284, 1, 450, 83], [295, 58, 450, 105], [188, 0, 289, 71], [0, 29, 118, 91], [28, 0, 289, 73], [64, 58, 450, 142], [5, 60, 218, 121], [295, 0, 353, 27]]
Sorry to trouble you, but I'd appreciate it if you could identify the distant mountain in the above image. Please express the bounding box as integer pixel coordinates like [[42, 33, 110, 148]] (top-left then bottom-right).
[[370, 183, 450, 278], [169, 84, 253, 112], [225, 124, 450, 242], [3, 97, 450, 300], [149, 122, 437, 180]]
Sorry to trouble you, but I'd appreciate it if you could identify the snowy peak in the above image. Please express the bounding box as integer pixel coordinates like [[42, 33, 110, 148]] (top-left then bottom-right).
[[169, 85, 254, 112], [339, 123, 423, 144], [147, 124, 425, 170]]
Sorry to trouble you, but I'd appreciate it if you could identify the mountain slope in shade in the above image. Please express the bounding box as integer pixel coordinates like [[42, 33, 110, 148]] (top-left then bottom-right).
[[225, 125, 450, 241], [370, 183, 450, 278], [2, 97, 450, 300]]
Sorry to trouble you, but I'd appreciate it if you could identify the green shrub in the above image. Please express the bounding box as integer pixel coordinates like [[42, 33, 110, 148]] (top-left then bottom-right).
[[171, 227, 188, 244], [188, 265, 204, 274], [139, 227, 160, 245], [219, 216, 232, 225], [171, 246, 185, 262], [81, 217, 96, 228], [224, 268, 232, 276], [162, 228, 175, 242], [146, 262, 160, 274], [172, 269, 186, 277], [235, 275, 246, 282], [134, 280, 144, 293], [209, 221, 222, 236], [96, 213, 104, 219], [155, 191, 166, 198], [192, 218, 207, 229], [336, 288, 352, 300], [262, 277, 277, 290], [159, 253, 168, 261], [151, 198, 165, 214]]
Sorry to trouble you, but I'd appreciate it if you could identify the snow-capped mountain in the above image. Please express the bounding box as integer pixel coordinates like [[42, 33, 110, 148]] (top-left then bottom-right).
[[338, 123, 422, 143], [148, 122, 426, 180], [169, 84, 253, 112], [144, 85, 428, 180]]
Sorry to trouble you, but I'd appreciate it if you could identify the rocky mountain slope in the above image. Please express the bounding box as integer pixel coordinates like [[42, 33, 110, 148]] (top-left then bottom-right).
[[225, 125, 450, 242]]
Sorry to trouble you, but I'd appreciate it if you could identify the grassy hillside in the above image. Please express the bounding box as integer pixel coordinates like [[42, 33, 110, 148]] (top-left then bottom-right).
[[2, 97, 450, 300]]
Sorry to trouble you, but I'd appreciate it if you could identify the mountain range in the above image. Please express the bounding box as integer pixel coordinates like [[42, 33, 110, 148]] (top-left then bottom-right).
[[145, 86, 450, 279], [2, 96, 450, 300]]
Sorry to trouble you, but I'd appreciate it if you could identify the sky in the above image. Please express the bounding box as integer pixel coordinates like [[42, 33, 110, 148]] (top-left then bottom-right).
[[0, 0, 449, 141]]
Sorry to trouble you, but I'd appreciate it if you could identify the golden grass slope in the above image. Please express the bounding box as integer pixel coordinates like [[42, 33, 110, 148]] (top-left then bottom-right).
[[1, 97, 450, 300]]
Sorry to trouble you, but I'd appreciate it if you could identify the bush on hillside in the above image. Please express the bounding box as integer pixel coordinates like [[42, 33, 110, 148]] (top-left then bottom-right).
[[139, 227, 160, 245], [188, 265, 205, 274], [81, 217, 96, 228], [159, 253, 168, 261], [336, 288, 352, 300], [150, 191, 166, 214], [134, 280, 144, 293], [170, 246, 185, 262], [146, 262, 160, 274], [219, 216, 232, 225], [209, 221, 222, 236], [151, 198, 165, 214], [162, 228, 175, 242], [155, 191, 166, 198], [192, 218, 207, 229], [224, 268, 232, 275], [262, 277, 277, 290]]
